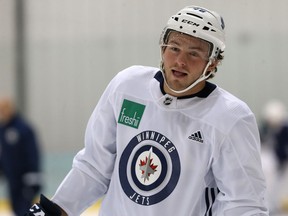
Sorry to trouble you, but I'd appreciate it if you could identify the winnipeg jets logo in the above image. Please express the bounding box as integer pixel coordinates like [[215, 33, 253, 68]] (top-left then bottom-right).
[[119, 130, 181, 206], [139, 147, 158, 183]]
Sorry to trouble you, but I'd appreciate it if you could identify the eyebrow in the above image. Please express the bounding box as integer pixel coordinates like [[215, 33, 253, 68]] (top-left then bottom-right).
[[168, 39, 207, 51]]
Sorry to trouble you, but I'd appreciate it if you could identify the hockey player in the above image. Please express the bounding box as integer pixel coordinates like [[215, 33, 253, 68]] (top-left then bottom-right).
[[0, 96, 42, 216], [26, 5, 269, 215]]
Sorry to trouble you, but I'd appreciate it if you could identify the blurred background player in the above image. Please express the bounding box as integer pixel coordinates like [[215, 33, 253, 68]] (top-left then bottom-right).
[[260, 100, 288, 172], [260, 100, 288, 213], [0, 96, 42, 216]]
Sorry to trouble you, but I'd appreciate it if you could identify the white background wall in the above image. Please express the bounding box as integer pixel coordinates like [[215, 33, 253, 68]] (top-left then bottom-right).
[[1, 0, 288, 152]]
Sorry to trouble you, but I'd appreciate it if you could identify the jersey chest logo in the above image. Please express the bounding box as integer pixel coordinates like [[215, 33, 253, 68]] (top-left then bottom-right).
[[119, 130, 181, 206], [118, 99, 146, 129]]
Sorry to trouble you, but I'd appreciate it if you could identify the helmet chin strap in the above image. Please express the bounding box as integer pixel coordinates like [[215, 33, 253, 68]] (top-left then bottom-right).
[[161, 59, 214, 95]]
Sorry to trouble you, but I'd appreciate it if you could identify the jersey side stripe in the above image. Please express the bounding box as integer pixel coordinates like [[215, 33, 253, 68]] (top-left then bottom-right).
[[205, 188, 210, 215], [204, 187, 219, 216]]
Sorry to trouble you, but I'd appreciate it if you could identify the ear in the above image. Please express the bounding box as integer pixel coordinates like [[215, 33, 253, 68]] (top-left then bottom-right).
[[207, 59, 219, 72]]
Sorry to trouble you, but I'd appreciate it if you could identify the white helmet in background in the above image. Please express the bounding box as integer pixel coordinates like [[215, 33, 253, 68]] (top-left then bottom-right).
[[263, 100, 287, 127], [160, 6, 226, 59]]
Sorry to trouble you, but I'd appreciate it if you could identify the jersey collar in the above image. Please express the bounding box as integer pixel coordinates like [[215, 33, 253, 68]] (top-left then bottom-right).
[[154, 71, 216, 99]]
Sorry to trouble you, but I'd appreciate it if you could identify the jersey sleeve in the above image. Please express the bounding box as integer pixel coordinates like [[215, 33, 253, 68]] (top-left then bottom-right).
[[212, 113, 269, 215], [51, 74, 119, 215], [51, 167, 108, 215]]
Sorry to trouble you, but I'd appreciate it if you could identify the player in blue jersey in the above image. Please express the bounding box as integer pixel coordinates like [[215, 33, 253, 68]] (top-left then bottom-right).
[[25, 5, 269, 215], [0, 97, 42, 216]]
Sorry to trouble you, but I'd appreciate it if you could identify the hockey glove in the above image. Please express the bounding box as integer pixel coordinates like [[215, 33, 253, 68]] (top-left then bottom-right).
[[25, 194, 62, 216]]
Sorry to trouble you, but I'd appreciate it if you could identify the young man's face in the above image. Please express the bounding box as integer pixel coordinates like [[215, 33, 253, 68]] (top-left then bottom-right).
[[161, 31, 216, 96]]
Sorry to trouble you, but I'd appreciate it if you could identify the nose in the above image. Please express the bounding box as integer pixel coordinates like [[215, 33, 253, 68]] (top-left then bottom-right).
[[175, 51, 187, 67]]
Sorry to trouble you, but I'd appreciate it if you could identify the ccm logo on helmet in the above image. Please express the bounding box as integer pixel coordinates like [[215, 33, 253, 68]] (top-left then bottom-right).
[[181, 19, 200, 27]]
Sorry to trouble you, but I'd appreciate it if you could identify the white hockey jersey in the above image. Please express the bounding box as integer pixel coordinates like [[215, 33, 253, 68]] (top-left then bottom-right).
[[52, 65, 268, 215]]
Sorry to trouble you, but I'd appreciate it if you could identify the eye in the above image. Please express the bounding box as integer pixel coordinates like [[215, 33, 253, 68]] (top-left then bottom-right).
[[188, 50, 208, 60], [168, 46, 180, 52], [189, 51, 200, 57]]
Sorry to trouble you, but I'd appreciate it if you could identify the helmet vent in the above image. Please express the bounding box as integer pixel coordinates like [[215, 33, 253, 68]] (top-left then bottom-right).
[[173, 17, 179, 22], [203, 26, 216, 33], [186, 13, 203, 20], [203, 26, 209, 31]]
